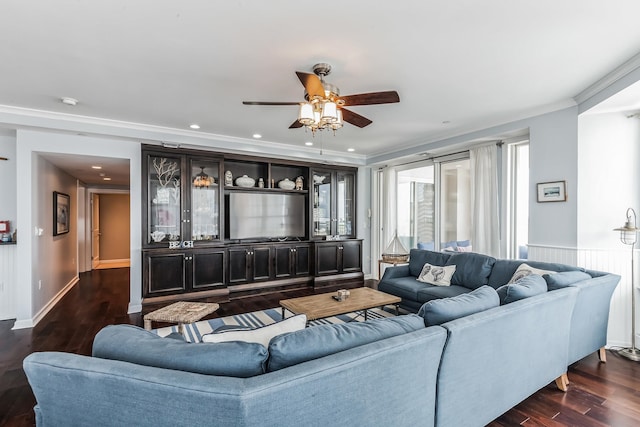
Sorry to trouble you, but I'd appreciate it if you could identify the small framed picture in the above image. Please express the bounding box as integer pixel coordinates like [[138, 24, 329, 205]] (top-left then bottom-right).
[[537, 181, 567, 203], [53, 191, 70, 236]]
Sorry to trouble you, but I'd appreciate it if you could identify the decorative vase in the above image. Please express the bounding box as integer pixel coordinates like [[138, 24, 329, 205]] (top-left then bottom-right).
[[235, 175, 256, 187], [278, 178, 295, 190], [225, 171, 233, 186]]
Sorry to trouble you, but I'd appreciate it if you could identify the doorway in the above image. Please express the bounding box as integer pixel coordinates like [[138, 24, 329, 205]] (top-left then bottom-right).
[[90, 191, 131, 270]]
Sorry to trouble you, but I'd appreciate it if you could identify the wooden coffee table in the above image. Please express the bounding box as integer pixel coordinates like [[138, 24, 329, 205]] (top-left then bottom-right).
[[144, 301, 220, 335], [279, 287, 401, 322]]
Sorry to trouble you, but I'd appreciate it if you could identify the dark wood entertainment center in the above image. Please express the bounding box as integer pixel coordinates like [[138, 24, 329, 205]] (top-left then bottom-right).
[[141, 144, 362, 304]]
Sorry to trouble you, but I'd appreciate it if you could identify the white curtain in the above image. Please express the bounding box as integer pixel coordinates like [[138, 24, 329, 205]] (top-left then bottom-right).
[[382, 166, 397, 250], [470, 145, 500, 257]]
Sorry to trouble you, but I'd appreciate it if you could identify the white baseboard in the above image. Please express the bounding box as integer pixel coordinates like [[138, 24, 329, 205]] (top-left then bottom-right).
[[128, 302, 142, 314], [11, 276, 79, 330], [99, 258, 130, 264]]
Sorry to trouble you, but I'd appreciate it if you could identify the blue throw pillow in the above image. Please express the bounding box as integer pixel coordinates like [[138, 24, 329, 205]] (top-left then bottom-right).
[[417, 285, 499, 326], [93, 324, 268, 378], [417, 241, 435, 251], [544, 270, 592, 290], [267, 315, 424, 372], [496, 274, 547, 305]]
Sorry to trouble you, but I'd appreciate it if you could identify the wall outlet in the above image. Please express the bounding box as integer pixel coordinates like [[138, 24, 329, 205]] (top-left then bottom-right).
[[38, 280, 41, 290]]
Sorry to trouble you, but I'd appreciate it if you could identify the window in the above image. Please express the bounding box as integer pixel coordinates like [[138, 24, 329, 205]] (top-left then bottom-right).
[[397, 165, 435, 250], [439, 159, 472, 251]]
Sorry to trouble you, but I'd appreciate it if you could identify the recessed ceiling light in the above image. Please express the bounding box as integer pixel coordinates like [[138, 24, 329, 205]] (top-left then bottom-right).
[[189, 124, 200, 129], [103, 177, 112, 181], [253, 133, 262, 139], [305, 141, 313, 146], [347, 148, 355, 152], [91, 165, 102, 170], [61, 97, 78, 106]]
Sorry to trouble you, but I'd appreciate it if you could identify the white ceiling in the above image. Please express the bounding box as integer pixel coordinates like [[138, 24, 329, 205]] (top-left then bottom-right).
[[39, 153, 130, 187], [2, 1, 640, 167]]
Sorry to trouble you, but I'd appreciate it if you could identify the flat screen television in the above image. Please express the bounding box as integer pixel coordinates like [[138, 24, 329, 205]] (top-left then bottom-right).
[[227, 192, 306, 240]]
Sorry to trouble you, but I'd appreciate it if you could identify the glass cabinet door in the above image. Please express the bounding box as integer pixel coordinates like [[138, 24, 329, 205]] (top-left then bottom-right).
[[190, 159, 220, 241], [336, 171, 355, 237], [312, 171, 332, 237], [148, 155, 182, 244]]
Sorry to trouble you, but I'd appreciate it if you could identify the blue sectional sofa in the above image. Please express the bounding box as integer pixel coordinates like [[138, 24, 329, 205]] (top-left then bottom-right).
[[379, 248, 620, 365], [23, 251, 618, 426]]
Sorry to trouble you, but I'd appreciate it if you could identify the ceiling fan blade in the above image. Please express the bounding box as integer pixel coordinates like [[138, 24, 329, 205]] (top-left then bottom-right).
[[296, 72, 325, 98], [289, 120, 303, 129], [243, 101, 300, 106], [339, 91, 400, 106], [341, 108, 373, 128]]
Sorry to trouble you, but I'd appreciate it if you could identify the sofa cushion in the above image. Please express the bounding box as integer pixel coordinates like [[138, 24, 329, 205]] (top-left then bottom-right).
[[496, 274, 547, 304], [416, 284, 470, 303], [445, 252, 497, 289], [417, 263, 456, 286], [408, 249, 451, 278], [202, 314, 306, 347], [92, 324, 268, 378], [544, 270, 593, 290], [267, 315, 425, 372], [507, 263, 556, 284], [488, 260, 584, 288], [378, 276, 429, 302], [417, 285, 499, 326]]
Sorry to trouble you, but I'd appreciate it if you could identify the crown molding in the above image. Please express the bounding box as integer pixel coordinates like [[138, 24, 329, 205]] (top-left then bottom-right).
[[574, 51, 640, 105], [0, 105, 366, 166]]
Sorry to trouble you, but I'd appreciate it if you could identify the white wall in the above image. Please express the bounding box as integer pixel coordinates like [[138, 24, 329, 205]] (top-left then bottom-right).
[[357, 167, 372, 276], [14, 129, 141, 329], [577, 112, 640, 248], [576, 111, 640, 348], [32, 155, 79, 315]]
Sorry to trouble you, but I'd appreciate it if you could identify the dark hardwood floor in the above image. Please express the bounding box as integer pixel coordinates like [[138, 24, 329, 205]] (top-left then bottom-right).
[[1, 268, 639, 426]]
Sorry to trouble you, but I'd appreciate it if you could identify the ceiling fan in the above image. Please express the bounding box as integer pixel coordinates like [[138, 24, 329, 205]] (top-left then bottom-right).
[[243, 63, 400, 133]]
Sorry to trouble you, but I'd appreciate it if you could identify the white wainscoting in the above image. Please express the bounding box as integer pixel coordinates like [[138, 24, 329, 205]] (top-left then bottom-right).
[[0, 244, 17, 320], [529, 244, 636, 349]]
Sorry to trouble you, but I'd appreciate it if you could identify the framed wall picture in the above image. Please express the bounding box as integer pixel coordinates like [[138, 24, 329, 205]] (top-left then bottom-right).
[[537, 181, 567, 203], [53, 191, 70, 236]]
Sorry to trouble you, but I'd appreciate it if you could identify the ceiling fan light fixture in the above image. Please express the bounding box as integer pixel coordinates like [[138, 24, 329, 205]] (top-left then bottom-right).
[[298, 103, 314, 125], [321, 101, 338, 123], [330, 109, 343, 130]]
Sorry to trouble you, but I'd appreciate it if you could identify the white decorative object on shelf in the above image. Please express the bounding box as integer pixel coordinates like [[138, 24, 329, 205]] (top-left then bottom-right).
[[225, 170, 233, 186], [235, 175, 255, 187], [150, 231, 166, 242], [278, 178, 295, 190]]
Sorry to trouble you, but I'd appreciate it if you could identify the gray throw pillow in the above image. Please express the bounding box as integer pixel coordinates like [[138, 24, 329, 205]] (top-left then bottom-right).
[[496, 274, 547, 304], [93, 324, 268, 378], [417, 285, 499, 326]]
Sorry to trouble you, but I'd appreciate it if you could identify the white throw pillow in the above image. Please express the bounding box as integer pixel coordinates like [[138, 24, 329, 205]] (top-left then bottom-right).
[[416, 263, 456, 286], [202, 314, 307, 347], [508, 263, 556, 284]]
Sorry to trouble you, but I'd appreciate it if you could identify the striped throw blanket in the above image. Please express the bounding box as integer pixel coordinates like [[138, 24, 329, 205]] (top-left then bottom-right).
[[155, 307, 395, 343]]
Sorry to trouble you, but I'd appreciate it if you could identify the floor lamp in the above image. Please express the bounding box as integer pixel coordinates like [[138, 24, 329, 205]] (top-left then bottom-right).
[[614, 208, 640, 362]]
